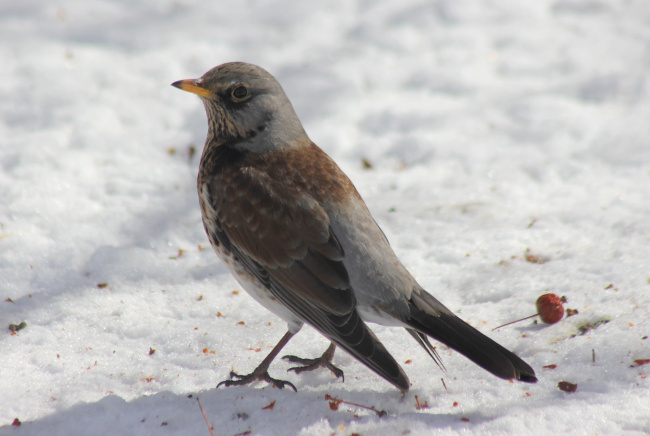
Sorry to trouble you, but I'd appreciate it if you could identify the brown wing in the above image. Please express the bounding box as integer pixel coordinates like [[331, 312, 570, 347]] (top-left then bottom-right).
[[211, 160, 353, 314], [201, 143, 409, 391]]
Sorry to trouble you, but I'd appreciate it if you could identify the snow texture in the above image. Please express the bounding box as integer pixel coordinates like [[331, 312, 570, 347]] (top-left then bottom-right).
[[1, 1, 649, 435]]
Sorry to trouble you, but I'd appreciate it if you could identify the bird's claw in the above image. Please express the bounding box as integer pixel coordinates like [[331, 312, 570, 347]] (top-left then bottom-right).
[[217, 369, 297, 392], [282, 353, 345, 381]]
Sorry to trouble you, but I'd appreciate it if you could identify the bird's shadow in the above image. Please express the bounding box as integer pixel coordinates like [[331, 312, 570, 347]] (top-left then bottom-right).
[[3, 386, 492, 436]]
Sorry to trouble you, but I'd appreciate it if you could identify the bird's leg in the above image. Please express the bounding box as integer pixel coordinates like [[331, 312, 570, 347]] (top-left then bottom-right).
[[282, 342, 344, 381], [217, 330, 297, 392]]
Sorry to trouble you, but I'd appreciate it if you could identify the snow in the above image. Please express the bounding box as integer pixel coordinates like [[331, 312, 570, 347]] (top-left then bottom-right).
[[1, 0, 649, 434]]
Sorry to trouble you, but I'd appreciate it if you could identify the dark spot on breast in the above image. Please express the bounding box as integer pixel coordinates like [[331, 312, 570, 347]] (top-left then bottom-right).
[[257, 125, 266, 132], [247, 130, 258, 138]]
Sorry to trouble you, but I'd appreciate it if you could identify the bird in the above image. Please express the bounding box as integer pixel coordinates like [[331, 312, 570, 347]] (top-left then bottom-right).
[[172, 62, 537, 393]]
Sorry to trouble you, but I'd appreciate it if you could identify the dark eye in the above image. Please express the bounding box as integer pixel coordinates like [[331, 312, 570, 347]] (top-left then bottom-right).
[[231, 85, 249, 100]]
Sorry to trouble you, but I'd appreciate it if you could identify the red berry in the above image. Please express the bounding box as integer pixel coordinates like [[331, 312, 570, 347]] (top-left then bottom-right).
[[536, 293, 564, 324]]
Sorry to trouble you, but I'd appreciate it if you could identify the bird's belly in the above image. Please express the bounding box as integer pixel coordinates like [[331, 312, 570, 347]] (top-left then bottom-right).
[[211, 244, 303, 333]]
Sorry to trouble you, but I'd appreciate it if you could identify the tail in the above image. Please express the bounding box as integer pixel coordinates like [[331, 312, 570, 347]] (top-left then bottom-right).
[[405, 291, 537, 383]]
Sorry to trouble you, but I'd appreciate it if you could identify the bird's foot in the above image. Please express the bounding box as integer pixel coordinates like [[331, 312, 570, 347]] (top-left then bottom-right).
[[217, 368, 297, 392], [282, 343, 344, 381]]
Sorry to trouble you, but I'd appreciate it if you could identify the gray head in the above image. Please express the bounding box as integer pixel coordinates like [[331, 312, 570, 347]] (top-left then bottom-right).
[[172, 62, 307, 153]]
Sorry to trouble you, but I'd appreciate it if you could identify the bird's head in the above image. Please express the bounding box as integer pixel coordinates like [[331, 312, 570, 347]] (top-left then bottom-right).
[[172, 62, 307, 153]]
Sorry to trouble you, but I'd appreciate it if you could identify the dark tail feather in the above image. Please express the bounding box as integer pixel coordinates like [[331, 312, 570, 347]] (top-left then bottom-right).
[[406, 292, 537, 383], [406, 328, 446, 372]]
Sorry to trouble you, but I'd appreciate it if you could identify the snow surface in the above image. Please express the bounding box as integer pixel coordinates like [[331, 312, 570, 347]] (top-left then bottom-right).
[[1, 1, 649, 435]]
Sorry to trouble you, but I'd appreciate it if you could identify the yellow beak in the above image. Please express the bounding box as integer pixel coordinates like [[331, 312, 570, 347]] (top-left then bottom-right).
[[171, 79, 214, 97]]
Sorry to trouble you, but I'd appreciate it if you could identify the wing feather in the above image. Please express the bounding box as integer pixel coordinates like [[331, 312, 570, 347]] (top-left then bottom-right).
[[201, 143, 410, 391]]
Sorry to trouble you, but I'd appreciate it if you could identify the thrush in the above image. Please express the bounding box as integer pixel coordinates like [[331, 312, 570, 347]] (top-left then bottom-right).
[[172, 62, 537, 393]]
